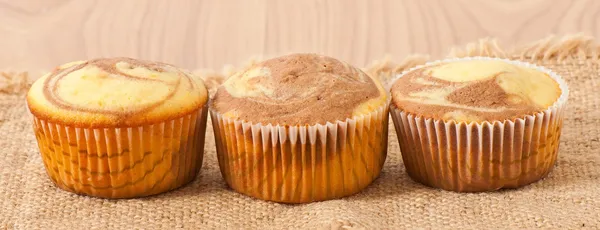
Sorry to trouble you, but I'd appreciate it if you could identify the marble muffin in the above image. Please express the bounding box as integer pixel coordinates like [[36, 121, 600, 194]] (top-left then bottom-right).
[[27, 58, 209, 198], [389, 58, 568, 192], [210, 53, 389, 203]]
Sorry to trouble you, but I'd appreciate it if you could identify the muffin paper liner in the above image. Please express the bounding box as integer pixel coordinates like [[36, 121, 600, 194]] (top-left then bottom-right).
[[210, 100, 390, 203], [32, 106, 208, 198], [389, 57, 569, 192]]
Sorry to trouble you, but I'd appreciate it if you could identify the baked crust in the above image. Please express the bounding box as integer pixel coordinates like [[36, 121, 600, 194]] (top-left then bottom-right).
[[211, 53, 387, 125], [27, 58, 208, 128], [391, 60, 561, 123]]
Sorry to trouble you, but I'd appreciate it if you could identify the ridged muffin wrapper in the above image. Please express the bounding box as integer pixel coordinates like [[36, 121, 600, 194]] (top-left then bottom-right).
[[210, 100, 390, 203], [389, 57, 569, 192], [31, 106, 208, 198]]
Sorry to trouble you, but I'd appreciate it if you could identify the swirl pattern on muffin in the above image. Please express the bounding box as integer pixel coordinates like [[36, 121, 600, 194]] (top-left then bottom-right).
[[389, 58, 568, 192], [212, 53, 387, 125], [391, 60, 561, 122], [27, 57, 208, 127], [27, 57, 209, 198], [210, 53, 390, 203]]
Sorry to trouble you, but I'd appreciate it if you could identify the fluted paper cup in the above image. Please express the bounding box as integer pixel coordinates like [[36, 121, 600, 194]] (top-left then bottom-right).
[[389, 57, 569, 192], [210, 101, 390, 203], [32, 106, 208, 198]]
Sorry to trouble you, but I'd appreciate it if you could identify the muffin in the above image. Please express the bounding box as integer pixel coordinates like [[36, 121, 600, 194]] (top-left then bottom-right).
[[389, 57, 568, 192], [27, 57, 209, 198], [210, 53, 389, 203]]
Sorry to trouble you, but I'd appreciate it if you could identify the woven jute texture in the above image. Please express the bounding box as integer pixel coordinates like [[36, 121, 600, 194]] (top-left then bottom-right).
[[1, 35, 599, 229]]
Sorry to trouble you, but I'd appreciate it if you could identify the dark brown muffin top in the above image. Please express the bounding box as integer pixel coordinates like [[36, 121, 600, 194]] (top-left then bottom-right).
[[211, 53, 387, 125]]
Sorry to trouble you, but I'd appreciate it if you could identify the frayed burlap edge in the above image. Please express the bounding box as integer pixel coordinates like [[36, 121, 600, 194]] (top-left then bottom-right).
[[0, 72, 32, 95], [2, 34, 599, 96]]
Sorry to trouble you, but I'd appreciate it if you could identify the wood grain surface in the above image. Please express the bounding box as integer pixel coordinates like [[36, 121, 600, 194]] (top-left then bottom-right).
[[0, 0, 598, 71]]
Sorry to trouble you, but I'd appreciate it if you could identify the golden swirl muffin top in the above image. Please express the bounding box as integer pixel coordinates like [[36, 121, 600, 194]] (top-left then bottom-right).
[[211, 53, 387, 125], [27, 58, 208, 128], [391, 60, 561, 122]]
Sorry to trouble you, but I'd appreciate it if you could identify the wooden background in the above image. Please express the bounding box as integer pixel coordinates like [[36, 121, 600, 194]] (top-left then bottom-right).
[[0, 0, 599, 71]]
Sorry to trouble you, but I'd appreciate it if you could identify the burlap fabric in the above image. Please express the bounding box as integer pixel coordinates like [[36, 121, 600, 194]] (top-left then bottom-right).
[[1, 35, 599, 229]]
